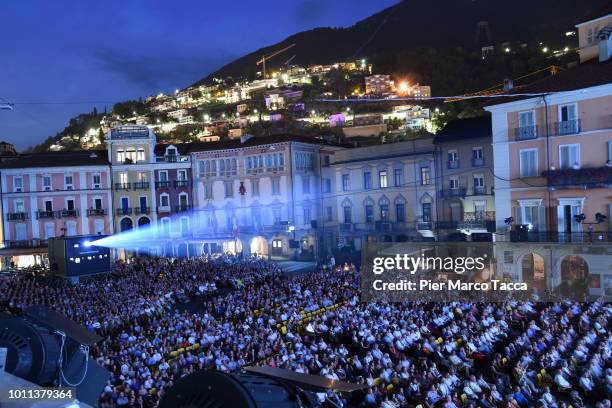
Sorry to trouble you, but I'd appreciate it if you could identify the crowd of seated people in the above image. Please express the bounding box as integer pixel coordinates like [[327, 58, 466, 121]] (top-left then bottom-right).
[[0, 255, 610, 408]]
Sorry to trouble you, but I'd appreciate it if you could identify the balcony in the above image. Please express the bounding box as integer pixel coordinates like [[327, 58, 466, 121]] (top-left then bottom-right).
[[116, 208, 132, 216], [355, 222, 375, 232], [471, 157, 485, 167], [417, 221, 432, 231], [447, 160, 460, 169], [440, 187, 467, 198], [510, 231, 612, 243], [392, 222, 413, 231], [155, 155, 190, 163], [2, 239, 48, 249], [36, 210, 56, 219], [543, 167, 612, 189], [155, 181, 171, 188], [514, 125, 538, 140], [133, 181, 150, 190], [436, 221, 459, 230], [266, 166, 285, 173], [7, 212, 28, 221], [87, 208, 106, 216], [374, 221, 392, 232], [175, 204, 192, 212], [339, 223, 354, 232], [115, 183, 131, 191], [134, 206, 150, 215], [60, 209, 79, 218], [263, 224, 288, 233], [456, 211, 496, 231], [472, 186, 487, 195], [174, 180, 190, 188], [555, 119, 580, 136]]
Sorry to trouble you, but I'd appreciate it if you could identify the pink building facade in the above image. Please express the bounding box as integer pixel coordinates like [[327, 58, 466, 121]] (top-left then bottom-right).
[[0, 151, 112, 267], [485, 60, 612, 240]]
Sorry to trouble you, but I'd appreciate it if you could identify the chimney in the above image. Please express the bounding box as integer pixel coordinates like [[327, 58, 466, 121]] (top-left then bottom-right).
[[240, 133, 254, 144], [598, 27, 612, 63], [503, 78, 514, 92]]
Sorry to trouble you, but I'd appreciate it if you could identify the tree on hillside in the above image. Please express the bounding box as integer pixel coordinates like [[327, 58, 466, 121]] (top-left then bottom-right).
[[113, 99, 146, 117]]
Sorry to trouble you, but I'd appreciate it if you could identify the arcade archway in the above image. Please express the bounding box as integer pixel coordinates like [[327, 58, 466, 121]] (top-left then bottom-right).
[[138, 216, 150, 227], [560, 255, 589, 299], [250, 236, 268, 257], [521, 253, 546, 293], [120, 217, 133, 232]]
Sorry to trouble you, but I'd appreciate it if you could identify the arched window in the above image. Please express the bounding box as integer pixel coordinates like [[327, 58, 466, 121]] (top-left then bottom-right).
[[120, 217, 133, 232]]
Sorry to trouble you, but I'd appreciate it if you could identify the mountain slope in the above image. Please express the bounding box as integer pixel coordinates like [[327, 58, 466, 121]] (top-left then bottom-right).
[[196, 0, 610, 85]]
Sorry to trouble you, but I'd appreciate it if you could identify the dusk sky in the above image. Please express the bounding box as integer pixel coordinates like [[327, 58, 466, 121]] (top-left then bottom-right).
[[0, 0, 397, 150]]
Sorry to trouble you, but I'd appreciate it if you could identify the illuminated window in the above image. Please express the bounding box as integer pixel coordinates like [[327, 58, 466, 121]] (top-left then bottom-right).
[[126, 148, 136, 163], [421, 167, 430, 185], [137, 148, 145, 162], [378, 170, 388, 188]]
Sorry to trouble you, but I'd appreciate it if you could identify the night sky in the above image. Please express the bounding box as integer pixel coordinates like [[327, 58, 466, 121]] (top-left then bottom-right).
[[0, 0, 397, 150]]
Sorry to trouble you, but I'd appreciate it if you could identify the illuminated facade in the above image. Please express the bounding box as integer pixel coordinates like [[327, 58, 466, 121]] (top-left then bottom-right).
[[107, 125, 157, 235], [0, 151, 112, 268], [152, 143, 193, 257], [191, 134, 337, 259], [485, 49, 612, 239], [322, 138, 439, 249], [433, 117, 495, 237]]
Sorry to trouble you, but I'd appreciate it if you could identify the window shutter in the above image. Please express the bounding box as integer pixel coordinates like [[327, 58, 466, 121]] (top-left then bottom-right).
[[515, 206, 522, 225], [538, 206, 547, 232]]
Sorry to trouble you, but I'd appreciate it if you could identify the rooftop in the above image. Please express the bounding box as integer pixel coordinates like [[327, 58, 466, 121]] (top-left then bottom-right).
[[576, 3, 612, 26], [182, 134, 341, 154], [485, 58, 612, 107], [433, 116, 492, 144], [109, 125, 152, 140], [0, 150, 109, 169]]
